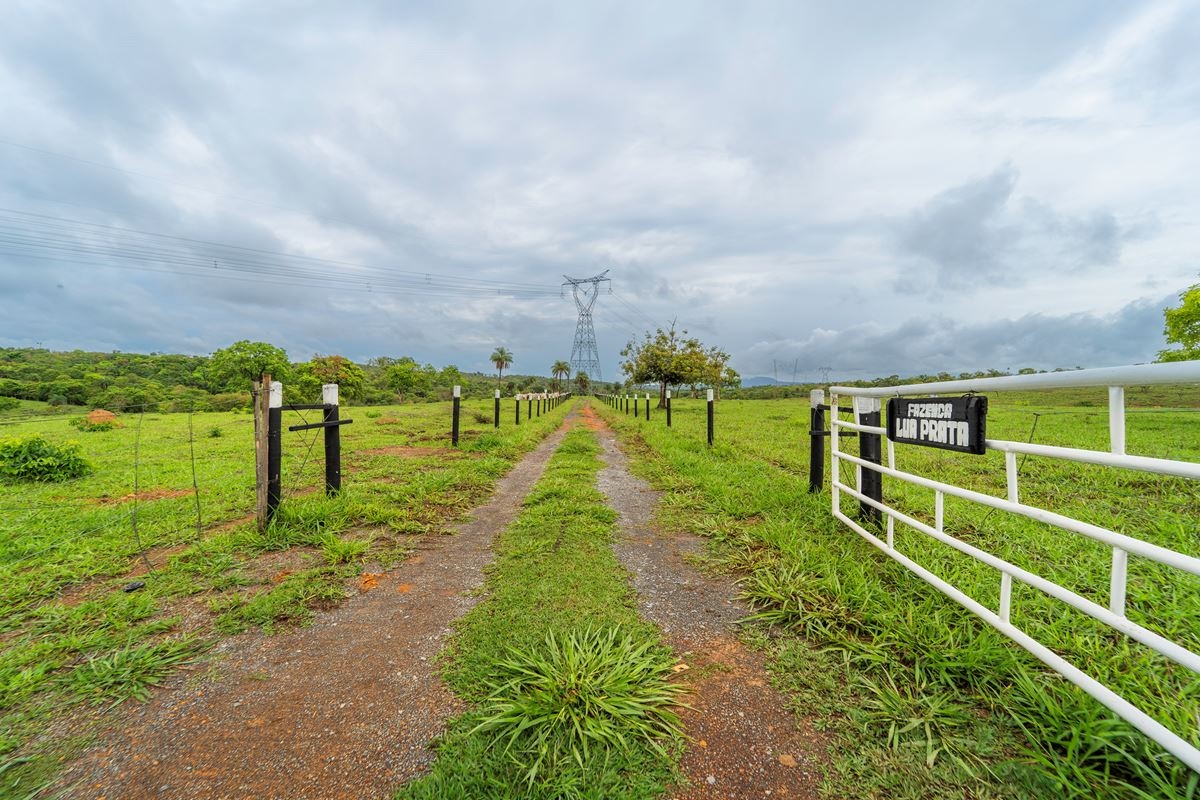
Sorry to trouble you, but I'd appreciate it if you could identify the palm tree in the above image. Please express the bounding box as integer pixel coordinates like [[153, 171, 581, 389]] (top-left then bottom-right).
[[490, 347, 513, 390], [574, 371, 590, 394], [551, 360, 571, 391]]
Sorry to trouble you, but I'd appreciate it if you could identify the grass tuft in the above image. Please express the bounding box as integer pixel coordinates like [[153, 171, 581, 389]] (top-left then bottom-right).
[[471, 627, 685, 786], [62, 638, 199, 704]]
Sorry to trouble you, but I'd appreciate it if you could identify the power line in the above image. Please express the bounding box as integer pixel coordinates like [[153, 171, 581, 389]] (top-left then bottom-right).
[[0, 208, 561, 299]]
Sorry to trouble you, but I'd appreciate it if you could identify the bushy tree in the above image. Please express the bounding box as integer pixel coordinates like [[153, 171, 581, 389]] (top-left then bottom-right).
[[293, 355, 366, 402], [620, 324, 734, 405], [1157, 284, 1200, 362], [386, 358, 433, 401], [208, 340, 290, 392]]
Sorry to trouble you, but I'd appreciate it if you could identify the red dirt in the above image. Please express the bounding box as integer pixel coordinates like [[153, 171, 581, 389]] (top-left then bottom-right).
[[355, 445, 458, 458], [92, 488, 194, 505]]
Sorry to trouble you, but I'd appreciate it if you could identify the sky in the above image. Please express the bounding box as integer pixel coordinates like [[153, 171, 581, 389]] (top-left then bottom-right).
[[1, 0, 1197, 383]]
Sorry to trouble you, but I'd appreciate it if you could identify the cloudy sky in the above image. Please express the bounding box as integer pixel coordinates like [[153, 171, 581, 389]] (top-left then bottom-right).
[[1, 1, 1197, 382]]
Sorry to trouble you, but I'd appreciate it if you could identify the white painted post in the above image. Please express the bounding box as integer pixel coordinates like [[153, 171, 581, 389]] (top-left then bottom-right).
[[322, 383, 338, 406], [1110, 547, 1128, 617], [1005, 450, 1019, 503], [1109, 386, 1126, 455]]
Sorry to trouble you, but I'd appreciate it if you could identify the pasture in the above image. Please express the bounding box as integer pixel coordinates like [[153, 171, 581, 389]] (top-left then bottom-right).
[[596, 389, 1200, 799], [1, 387, 1197, 799], [0, 397, 570, 796]]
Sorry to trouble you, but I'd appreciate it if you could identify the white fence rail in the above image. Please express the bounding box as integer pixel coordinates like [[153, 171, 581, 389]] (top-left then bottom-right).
[[827, 361, 1200, 773]]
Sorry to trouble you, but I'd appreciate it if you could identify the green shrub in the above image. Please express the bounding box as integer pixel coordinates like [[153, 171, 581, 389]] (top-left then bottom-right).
[[69, 417, 114, 432], [207, 426, 223, 438], [0, 396, 19, 412], [364, 410, 382, 419], [0, 435, 92, 482]]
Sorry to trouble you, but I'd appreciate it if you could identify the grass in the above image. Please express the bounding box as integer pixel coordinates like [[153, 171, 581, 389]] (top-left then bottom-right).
[[397, 427, 684, 800], [594, 389, 1200, 799], [0, 395, 574, 797]]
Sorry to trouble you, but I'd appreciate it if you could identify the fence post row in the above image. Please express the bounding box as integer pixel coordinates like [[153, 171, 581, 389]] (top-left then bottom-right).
[[706, 388, 714, 447], [452, 385, 461, 446]]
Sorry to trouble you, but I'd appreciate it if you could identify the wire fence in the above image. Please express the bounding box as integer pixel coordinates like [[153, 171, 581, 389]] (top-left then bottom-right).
[[0, 402, 284, 576]]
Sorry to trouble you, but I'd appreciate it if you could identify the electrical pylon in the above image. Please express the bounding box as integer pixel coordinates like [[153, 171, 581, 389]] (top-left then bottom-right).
[[562, 270, 610, 383]]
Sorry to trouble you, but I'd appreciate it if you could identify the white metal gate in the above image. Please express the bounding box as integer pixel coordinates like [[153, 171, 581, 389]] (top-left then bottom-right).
[[826, 361, 1200, 772]]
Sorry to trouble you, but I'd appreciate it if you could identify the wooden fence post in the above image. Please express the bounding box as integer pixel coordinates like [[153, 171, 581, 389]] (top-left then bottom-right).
[[254, 375, 270, 531], [494, 389, 501, 428]]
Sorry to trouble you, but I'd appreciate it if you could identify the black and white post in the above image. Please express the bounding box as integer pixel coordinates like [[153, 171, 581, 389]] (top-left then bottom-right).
[[323, 383, 341, 495], [666, 389, 672, 427], [267, 380, 283, 522], [452, 385, 461, 447], [634, 394, 639, 418], [644, 393, 650, 421], [494, 389, 501, 428], [706, 388, 714, 447], [808, 389, 825, 493]]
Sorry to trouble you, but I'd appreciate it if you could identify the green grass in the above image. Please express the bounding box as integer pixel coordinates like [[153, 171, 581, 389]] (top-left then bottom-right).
[[595, 392, 1200, 799], [397, 427, 684, 800], [0, 395, 574, 797]]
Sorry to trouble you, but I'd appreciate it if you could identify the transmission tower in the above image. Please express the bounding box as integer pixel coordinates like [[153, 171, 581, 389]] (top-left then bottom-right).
[[562, 270, 611, 383]]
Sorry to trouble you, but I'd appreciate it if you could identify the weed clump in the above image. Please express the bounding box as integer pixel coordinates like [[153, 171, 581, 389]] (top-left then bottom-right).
[[69, 417, 114, 432], [0, 435, 92, 482]]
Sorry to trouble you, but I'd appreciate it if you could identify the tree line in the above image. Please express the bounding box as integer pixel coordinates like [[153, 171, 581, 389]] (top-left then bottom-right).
[[0, 341, 573, 412]]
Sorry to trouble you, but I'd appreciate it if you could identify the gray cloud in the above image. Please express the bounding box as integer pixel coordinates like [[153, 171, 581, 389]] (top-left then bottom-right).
[[740, 297, 1167, 380], [895, 166, 1129, 292], [0, 1, 1195, 381]]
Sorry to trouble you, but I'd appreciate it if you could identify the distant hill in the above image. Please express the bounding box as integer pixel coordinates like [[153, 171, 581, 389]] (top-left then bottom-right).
[[742, 375, 790, 387]]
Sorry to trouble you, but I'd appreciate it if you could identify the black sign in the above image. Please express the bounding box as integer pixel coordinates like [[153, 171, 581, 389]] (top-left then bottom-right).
[[886, 396, 988, 455]]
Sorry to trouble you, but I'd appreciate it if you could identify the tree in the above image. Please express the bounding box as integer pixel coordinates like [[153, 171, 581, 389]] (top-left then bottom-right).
[[620, 324, 707, 407], [1157, 284, 1200, 362], [208, 340, 290, 392], [386, 358, 431, 402], [551, 360, 571, 391], [490, 347, 513, 389], [574, 371, 591, 394], [306, 355, 366, 401]]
